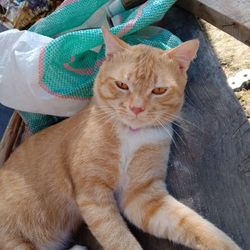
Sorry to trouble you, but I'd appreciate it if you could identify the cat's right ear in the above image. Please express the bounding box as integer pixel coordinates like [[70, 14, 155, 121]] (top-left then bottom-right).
[[102, 26, 129, 57], [167, 39, 199, 72]]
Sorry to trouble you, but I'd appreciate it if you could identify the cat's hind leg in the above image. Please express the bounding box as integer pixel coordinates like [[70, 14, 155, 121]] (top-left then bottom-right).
[[122, 180, 241, 250], [0, 233, 35, 250]]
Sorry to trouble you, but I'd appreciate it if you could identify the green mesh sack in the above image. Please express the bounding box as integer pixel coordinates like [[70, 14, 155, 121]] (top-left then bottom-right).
[[20, 0, 181, 133]]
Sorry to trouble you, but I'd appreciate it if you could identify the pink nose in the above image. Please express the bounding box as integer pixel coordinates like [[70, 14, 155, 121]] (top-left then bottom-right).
[[130, 106, 144, 115]]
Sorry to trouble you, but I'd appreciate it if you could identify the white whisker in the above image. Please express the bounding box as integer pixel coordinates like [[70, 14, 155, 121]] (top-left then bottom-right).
[[156, 119, 177, 148]]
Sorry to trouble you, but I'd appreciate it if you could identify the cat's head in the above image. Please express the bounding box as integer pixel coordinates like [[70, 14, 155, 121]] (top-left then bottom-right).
[[94, 27, 199, 130]]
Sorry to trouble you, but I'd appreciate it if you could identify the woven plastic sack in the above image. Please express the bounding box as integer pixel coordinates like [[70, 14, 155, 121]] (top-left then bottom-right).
[[20, 0, 181, 133]]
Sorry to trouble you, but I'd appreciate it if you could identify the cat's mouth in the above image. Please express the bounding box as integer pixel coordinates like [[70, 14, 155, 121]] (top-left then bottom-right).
[[129, 127, 141, 132], [120, 116, 154, 130]]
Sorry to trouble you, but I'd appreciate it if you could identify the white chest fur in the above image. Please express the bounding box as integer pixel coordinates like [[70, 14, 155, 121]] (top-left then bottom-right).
[[117, 125, 173, 173], [115, 125, 173, 205]]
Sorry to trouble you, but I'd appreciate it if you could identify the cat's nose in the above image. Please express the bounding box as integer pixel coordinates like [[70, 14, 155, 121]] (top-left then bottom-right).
[[130, 106, 144, 115]]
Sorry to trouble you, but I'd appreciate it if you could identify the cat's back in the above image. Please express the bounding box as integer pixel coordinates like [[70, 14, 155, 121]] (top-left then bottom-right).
[[1, 112, 83, 168], [0, 104, 104, 217], [0, 104, 98, 186], [0, 103, 120, 180]]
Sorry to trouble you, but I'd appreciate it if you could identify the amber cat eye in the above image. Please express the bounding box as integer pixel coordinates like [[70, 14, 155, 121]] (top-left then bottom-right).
[[115, 81, 129, 90], [152, 87, 168, 95]]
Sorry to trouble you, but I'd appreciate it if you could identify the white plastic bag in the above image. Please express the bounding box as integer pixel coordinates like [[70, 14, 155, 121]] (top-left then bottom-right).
[[0, 29, 88, 116]]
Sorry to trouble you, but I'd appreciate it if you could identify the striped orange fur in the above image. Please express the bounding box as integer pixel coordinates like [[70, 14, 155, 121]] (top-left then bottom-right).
[[0, 28, 241, 250]]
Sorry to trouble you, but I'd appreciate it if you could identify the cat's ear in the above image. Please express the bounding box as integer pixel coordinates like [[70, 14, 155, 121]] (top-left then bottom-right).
[[167, 39, 199, 71], [102, 26, 129, 57]]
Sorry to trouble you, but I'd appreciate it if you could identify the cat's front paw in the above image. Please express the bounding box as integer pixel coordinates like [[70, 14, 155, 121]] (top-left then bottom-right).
[[213, 239, 241, 250], [196, 235, 242, 250]]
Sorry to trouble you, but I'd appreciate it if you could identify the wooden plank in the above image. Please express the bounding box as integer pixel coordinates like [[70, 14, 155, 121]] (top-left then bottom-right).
[[74, 6, 250, 250], [176, 0, 250, 46], [0, 112, 23, 166]]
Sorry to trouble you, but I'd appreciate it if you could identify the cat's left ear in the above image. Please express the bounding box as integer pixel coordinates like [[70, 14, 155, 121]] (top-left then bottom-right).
[[102, 26, 130, 57], [167, 39, 199, 71]]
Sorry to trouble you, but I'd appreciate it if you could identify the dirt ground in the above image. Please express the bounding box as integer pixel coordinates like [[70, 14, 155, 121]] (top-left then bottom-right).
[[201, 20, 250, 122]]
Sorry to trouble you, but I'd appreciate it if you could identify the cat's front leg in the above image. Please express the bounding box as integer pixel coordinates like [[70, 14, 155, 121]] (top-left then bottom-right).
[[122, 180, 241, 250], [76, 185, 142, 250]]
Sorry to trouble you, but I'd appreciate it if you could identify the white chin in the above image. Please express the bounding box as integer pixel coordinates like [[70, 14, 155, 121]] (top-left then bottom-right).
[[124, 119, 149, 129]]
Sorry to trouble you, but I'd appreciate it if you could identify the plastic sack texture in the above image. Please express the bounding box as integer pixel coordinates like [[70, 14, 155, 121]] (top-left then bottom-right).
[[1, 0, 181, 133]]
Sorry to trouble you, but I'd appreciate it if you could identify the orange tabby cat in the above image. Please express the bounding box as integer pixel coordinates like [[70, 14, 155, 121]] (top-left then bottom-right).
[[0, 28, 241, 250]]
